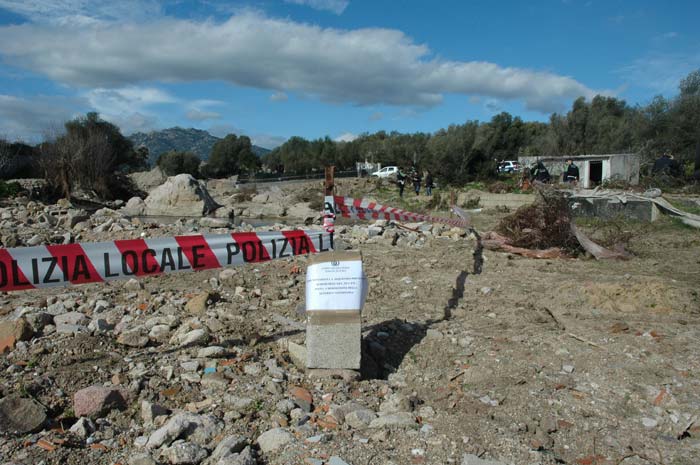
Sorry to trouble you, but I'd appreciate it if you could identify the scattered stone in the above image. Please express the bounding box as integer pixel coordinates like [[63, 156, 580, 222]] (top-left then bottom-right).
[[379, 393, 412, 414], [0, 395, 47, 433], [117, 327, 150, 348], [162, 440, 208, 464], [69, 417, 96, 438], [289, 386, 313, 412], [147, 413, 222, 449], [73, 386, 127, 418], [177, 329, 210, 347], [129, 453, 158, 465], [197, 346, 226, 358], [141, 400, 169, 425], [642, 417, 658, 428], [210, 435, 248, 461], [256, 427, 294, 453], [186, 292, 218, 315], [216, 446, 256, 465], [562, 364, 575, 374], [345, 409, 377, 429], [54, 312, 89, 334], [124, 278, 144, 291], [0, 318, 34, 353]]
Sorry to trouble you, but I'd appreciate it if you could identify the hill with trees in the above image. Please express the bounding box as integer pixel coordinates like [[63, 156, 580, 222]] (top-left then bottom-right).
[[129, 127, 270, 166]]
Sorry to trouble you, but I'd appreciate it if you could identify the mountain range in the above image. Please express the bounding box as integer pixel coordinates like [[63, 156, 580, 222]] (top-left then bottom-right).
[[129, 127, 271, 166]]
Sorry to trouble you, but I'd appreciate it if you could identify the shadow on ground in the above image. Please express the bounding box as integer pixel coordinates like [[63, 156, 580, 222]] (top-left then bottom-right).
[[361, 270, 470, 379]]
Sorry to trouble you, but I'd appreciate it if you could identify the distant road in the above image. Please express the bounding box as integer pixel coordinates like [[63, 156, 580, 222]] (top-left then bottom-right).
[[237, 170, 357, 187]]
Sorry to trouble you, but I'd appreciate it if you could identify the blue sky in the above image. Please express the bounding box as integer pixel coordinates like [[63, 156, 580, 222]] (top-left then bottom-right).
[[0, 0, 698, 148]]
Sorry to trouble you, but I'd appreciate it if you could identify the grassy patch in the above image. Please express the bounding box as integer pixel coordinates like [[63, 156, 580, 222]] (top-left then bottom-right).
[[666, 198, 700, 216]]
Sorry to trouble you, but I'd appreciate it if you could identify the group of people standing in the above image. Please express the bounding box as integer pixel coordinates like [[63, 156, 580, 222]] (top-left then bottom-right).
[[397, 166, 434, 197], [527, 159, 580, 184]]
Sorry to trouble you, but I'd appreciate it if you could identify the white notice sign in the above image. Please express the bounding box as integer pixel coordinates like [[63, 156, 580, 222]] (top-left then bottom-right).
[[305, 259, 367, 311]]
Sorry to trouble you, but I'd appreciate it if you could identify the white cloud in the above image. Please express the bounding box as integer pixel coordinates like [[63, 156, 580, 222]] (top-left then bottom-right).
[[335, 132, 358, 142], [369, 111, 383, 121], [85, 86, 176, 114], [284, 0, 349, 15], [270, 91, 289, 102], [0, 12, 600, 113], [0, 0, 161, 24], [82, 86, 174, 133]]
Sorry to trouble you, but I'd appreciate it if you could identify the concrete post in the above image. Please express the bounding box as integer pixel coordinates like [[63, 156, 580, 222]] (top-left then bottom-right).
[[305, 251, 364, 370]]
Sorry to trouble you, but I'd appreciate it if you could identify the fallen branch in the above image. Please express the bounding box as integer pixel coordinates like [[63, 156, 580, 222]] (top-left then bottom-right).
[[570, 223, 630, 260], [481, 231, 569, 259]]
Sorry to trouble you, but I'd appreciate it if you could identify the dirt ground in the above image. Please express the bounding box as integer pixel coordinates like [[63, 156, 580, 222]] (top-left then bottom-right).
[[0, 183, 699, 465]]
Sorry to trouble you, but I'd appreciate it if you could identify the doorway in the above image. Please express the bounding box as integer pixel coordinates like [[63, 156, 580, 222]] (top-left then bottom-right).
[[589, 161, 603, 186]]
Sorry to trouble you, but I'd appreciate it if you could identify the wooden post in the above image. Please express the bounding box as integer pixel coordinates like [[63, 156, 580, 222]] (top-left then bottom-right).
[[322, 166, 336, 234], [324, 166, 335, 196]]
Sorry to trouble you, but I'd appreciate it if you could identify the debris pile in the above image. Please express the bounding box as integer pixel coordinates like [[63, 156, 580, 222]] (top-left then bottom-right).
[[496, 189, 580, 253]]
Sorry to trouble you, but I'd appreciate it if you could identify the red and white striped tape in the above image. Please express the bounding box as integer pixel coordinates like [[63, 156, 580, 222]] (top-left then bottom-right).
[[331, 195, 469, 228], [0, 230, 333, 292]]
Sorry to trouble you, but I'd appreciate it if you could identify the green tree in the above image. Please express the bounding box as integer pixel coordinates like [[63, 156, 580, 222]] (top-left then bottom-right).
[[40, 112, 141, 198], [202, 134, 257, 178], [157, 151, 201, 176]]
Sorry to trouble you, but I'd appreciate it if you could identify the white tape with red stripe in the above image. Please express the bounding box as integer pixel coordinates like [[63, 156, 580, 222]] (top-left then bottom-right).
[[0, 230, 333, 292], [330, 195, 469, 228]]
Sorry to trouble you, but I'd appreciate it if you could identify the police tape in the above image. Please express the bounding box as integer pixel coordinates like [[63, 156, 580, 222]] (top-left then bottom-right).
[[327, 195, 469, 228], [0, 230, 334, 292]]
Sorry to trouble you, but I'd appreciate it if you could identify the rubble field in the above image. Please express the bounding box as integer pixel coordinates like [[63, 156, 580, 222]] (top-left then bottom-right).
[[0, 180, 699, 465]]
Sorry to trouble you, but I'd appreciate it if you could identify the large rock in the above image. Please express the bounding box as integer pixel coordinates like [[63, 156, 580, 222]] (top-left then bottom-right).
[[286, 202, 319, 223], [73, 385, 127, 418], [144, 174, 220, 216], [122, 197, 146, 216], [0, 395, 47, 433], [129, 167, 167, 192]]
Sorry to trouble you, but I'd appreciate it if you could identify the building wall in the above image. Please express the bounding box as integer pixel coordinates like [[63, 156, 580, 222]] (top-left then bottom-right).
[[517, 154, 639, 187]]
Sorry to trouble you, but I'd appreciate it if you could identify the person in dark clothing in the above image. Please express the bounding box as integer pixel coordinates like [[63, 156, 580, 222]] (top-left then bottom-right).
[[563, 158, 580, 183], [397, 168, 406, 197], [425, 171, 434, 196], [652, 153, 672, 174], [530, 161, 551, 183], [412, 170, 421, 195], [652, 153, 681, 176]]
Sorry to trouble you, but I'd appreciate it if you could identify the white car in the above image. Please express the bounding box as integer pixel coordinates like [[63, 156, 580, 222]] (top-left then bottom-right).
[[371, 166, 398, 178], [497, 161, 521, 174]]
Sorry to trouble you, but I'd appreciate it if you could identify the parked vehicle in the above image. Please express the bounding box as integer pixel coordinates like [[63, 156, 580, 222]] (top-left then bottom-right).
[[497, 161, 521, 174], [371, 166, 398, 178]]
